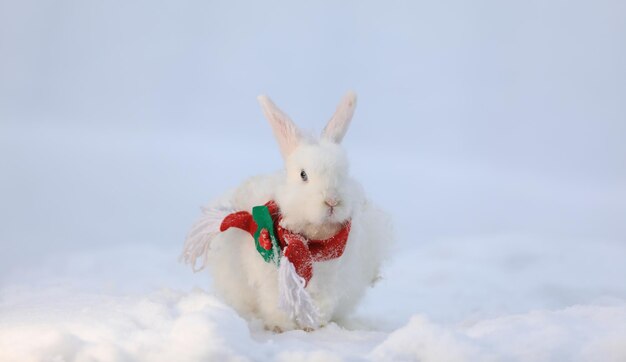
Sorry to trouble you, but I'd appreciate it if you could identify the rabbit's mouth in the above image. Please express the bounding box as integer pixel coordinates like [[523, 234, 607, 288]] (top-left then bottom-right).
[[324, 201, 352, 224], [324, 206, 344, 225]]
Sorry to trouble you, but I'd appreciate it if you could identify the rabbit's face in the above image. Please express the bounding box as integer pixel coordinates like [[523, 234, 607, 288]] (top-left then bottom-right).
[[276, 139, 356, 233], [257, 92, 359, 237]]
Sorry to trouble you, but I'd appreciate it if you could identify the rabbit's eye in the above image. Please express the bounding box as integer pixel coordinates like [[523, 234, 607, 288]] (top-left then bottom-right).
[[300, 170, 308, 182]]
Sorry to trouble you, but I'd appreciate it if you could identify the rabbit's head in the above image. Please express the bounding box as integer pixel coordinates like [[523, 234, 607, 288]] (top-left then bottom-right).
[[258, 92, 361, 239]]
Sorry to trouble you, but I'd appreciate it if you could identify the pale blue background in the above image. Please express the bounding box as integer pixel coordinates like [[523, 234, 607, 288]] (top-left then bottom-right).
[[1, 0, 625, 292]]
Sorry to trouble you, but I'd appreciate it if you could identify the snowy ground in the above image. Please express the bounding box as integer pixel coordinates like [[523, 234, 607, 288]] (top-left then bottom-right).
[[2, 235, 626, 361]]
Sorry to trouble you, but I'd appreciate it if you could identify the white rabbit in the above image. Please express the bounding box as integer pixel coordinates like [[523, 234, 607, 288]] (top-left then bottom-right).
[[181, 92, 391, 331]]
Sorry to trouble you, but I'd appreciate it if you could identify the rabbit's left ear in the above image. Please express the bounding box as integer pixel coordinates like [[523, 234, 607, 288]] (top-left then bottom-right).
[[258, 95, 301, 159], [322, 91, 357, 143]]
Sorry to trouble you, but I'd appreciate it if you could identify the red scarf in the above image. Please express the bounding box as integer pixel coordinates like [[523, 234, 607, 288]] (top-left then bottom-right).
[[220, 201, 351, 285]]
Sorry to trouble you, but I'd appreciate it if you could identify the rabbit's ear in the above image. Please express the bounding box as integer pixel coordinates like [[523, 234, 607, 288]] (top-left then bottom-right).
[[322, 91, 357, 143], [258, 95, 301, 159]]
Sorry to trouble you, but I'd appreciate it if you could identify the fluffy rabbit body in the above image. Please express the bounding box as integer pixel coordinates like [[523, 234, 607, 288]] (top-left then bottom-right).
[[185, 92, 390, 331]]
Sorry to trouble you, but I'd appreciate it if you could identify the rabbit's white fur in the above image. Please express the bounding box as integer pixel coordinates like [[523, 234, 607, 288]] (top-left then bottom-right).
[[196, 92, 390, 330]]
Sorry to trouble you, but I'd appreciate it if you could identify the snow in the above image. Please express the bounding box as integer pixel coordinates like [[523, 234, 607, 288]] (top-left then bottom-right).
[[371, 306, 626, 362], [2, 235, 626, 361]]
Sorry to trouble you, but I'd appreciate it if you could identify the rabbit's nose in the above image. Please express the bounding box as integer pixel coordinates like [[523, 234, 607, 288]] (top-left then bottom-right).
[[324, 198, 339, 207]]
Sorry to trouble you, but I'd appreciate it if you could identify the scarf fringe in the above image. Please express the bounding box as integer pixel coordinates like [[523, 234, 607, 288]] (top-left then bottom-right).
[[180, 205, 236, 272], [278, 253, 322, 329]]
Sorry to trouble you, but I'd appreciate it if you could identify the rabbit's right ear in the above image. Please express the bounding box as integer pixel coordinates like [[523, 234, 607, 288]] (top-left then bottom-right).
[[258, 95, 301, 159], [322, 91, 357, 143]]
